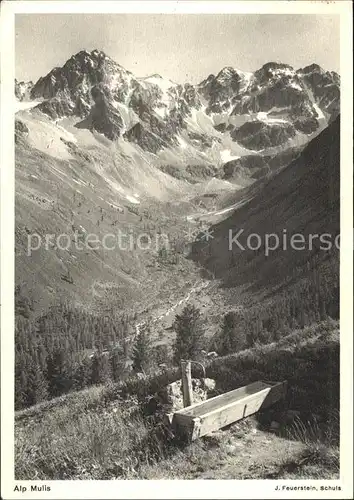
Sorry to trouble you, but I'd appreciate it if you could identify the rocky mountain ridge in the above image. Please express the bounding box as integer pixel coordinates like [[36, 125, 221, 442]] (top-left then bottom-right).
[[15, 79, 34, 101], [16, 50, 340, 159]]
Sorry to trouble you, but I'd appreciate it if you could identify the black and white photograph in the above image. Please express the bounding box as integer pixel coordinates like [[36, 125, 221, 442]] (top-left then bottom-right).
[[1, 1, 353, 499]]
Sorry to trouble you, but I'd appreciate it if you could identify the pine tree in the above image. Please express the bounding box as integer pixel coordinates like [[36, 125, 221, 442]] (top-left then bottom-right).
[[73, 356, 92, 390], [219, 312, 235, 355], [46, 348, 72, 397], [219, 312, 247, 355], [91, 353, 112, 385], [27, 362, 49, 406], [173, 304, 205, 364], [132, 326, 152, 374], [110, 348, 125, 381], [15, 351, 29, 410], [154, 344, 170, 366]]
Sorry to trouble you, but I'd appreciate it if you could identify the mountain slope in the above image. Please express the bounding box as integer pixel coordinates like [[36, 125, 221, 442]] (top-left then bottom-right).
[[191, 116, 340, 293], [15, 120, 203, 315]]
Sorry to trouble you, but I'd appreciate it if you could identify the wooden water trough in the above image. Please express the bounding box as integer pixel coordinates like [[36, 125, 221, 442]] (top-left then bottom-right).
[[171, 379, 287, 441]]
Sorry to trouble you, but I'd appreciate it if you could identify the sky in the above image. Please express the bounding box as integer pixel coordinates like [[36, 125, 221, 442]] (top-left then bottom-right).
[[15, 14, 340, 84]]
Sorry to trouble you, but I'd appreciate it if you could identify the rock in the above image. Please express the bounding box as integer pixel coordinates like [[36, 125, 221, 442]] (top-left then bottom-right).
[[75, 84, 124, 140], [158, 377, 216, 412], [123, 122, 166, 153], [299, 64, 340, 122], [203, 378, 216, 391], [280, 410, 301, 425], [15, 120, 29, 135], [231, 120, 296, 150], [35, 97, 76, 120], [144, 396, 159, 415], [270, 421, 281, 432], [15, 79, 33, 101], [223, 155, 269, 180]]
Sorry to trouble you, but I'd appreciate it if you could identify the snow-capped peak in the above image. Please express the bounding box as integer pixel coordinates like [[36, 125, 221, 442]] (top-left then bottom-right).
[[215, 66, 247, 82], [145, 73, 163, 79], [139, 74, 177, 92], [216, 66, 237, 77]]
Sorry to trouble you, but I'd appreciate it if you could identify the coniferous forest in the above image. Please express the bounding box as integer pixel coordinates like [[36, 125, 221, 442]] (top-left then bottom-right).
[[15, 251, 339, 410]]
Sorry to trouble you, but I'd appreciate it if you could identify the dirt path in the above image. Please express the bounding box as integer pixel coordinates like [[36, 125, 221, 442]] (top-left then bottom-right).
[[137, 419, 306, 480], [195, 429, 305, 480], [133, 279, 213, 337]]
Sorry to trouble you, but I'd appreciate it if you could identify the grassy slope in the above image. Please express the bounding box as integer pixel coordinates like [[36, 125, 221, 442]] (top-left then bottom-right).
[[15, 320, 339, 480], [15, 129, 201, 318]]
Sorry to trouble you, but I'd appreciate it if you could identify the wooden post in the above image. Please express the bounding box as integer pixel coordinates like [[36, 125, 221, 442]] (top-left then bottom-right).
[[181, 360, 193, 407]]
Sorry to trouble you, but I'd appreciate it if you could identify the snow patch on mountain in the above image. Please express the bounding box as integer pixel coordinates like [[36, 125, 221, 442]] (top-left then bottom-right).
[[97, 171, 141, 205], [140, 75, 177, 119], [55, 123, 78, 143], [288, 81, 303, 92], [15, 100, 41, 112], [177, 135, 188, 149], [302, 82, 328, 130], [220, 150, 240, 163], [256, 111, 288, 124], [126, 194, 140, 204], [112, 101, 139, 133], [185, 107, 216, 135], [142, 74, 177, 92], [239, 71, 253, 92], [313, 102, 326, 123]]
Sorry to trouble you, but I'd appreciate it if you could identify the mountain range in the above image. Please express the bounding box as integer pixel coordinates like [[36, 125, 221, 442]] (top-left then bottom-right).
[[16, 50, 339, 177]]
